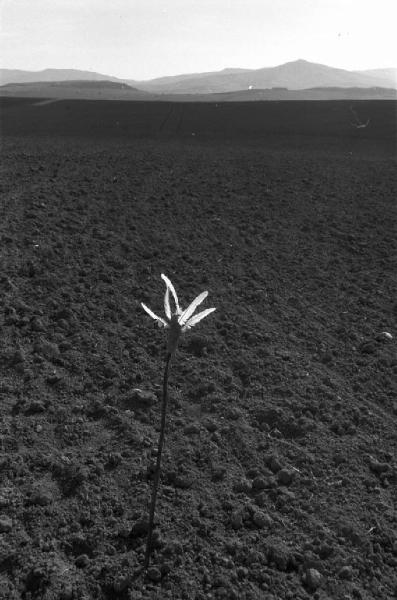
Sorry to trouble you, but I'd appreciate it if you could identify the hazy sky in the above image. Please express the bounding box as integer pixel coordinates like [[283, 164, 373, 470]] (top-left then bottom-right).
[[1, 0, 396, 80]]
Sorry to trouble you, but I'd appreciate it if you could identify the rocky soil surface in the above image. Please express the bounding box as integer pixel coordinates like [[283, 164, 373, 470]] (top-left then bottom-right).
[[0, 103, 396, 599]]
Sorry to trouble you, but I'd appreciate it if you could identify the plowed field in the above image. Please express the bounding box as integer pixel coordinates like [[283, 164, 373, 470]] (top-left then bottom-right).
[[0, 99, 396, 600]]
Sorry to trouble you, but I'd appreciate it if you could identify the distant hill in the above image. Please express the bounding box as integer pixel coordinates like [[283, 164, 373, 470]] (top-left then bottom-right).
[[13, 80, 139, 90], [1, 60, 396, 97], [130, 67, 254, 88], [0, 68, 122, 85], [66, 80, 135, 88], [355, 68, 397, 86], [135, 60, 397, 94], [0, 80, 147, 101]]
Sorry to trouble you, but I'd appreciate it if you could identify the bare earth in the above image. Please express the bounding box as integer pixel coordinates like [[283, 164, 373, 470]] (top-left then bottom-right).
[[0, 99, 396, 600]]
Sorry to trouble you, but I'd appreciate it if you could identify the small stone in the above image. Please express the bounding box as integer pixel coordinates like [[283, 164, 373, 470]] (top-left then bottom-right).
[[30, 488, 52, 506], [150, 530, 163, 550], [360, 341, 376, 354], [102, 363, 118, 379], [212, 466, 226, 481], [254, 492, 266, 507], [47, 372, 62, 385], [31, 317, 45, 332], [185, 334, 208, 357], [128, 389, 157, 409], [57, 319, 69, 330], [130, 517, 149, 537], [60, 585, 74, 600], [269, 456, 283, 473], [304, 568, 322, 591], [118, 526, 130, 539], [268, 544, 290, 571], [252, 511, 273, 529], [246, 467, 260, 478], [211, 431, 222, 445], [14, 299, 31, 313], [163, 541, 183, 558], [12, 349, 25, 364], [183, 423, 200, 435], [212, 574, 230, 588], [164, 470, 176, 484], [59, 341, 72, 352], [25, 400, 46, 414], [230, 510, 243, 530], [0, 516, 12, 532], [277, 487, 296, 501], [338, 565, 353, 580], [75, 554, 90, 568], [277, 468, 295, 486], [5, 307, 18, 324], [252, 476, 267, 491], [146, 566, 161, 582], [174, 474, 193, 489], [233, 479, 252, 494], [236, 566, 248, 579], [202, 418, 218, 432], [160, 562, 172, 577], [34, 339, 60, 360], [107, 452, 123, 468], [318, 543, 334, 559], [377, 331, 393, 341], [369, 458, 390, 475], [113, 575, 130, 593], [225, 407, 242, 420]]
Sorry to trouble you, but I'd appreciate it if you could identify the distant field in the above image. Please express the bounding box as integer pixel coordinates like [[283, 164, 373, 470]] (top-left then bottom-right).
[[1, 97, 396, 157]]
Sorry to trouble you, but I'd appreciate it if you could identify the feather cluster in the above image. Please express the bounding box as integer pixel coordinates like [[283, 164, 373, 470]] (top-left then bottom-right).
[[141, 274, 216, 354]]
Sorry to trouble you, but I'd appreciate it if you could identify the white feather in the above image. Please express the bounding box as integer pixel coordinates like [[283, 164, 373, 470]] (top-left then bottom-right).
[[183, 307, 216, 330], [141, 302, 168, 327], [179, 291, 208, 325], [161, 274, 180, 313]]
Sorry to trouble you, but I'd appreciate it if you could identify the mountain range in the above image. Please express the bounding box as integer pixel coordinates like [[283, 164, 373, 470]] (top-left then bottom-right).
[[1, 60, 396, 95]]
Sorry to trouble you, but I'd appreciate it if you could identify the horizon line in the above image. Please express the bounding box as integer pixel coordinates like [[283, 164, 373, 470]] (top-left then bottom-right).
[[1, 58, 396, 83]]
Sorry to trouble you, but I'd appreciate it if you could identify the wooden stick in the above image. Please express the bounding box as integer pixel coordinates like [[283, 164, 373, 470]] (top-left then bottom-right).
[[144, 352, 172, 569]]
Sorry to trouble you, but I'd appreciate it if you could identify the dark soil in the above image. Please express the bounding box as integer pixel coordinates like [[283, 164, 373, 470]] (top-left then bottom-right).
[[0, 99, 396, 600]]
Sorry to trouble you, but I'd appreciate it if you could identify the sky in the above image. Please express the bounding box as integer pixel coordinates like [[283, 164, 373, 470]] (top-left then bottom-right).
[[1, 0, 396, 80]]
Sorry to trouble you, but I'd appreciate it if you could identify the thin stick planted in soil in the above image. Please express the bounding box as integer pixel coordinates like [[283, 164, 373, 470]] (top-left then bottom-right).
[[144, 351, 171, 569], [141, 274, 216, 569]]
